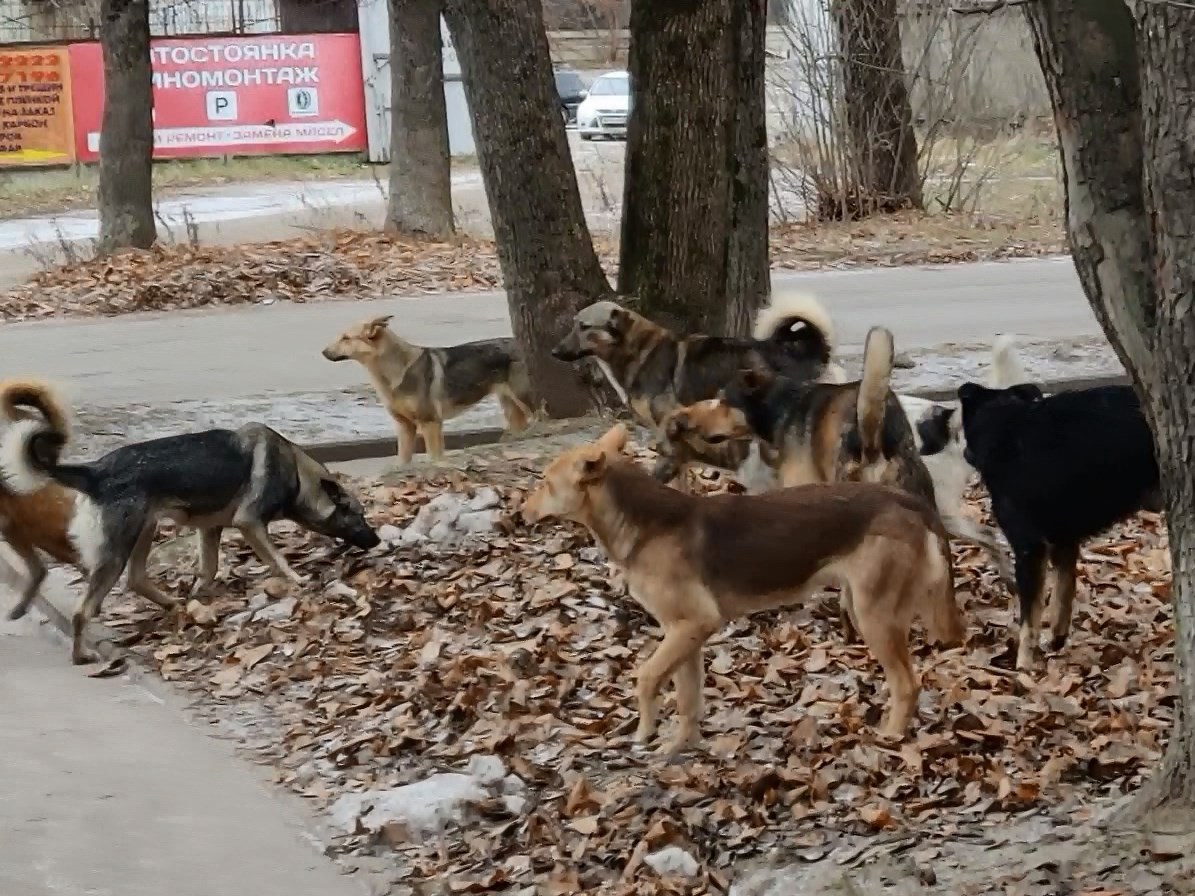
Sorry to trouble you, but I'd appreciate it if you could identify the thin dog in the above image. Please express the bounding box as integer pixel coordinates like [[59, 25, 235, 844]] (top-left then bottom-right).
[[0, 379, 84, 621], [322, 315, 535, 465], [550, 290, 843, 485], [956, 379, 1160, 670], [521, 425, 963, 753], [0, 392, 380, 664]]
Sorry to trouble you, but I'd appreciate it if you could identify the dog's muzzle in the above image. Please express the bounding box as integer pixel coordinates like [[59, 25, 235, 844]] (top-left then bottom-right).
[[321, 348, 346, 362], [551, 346, 587, 362]]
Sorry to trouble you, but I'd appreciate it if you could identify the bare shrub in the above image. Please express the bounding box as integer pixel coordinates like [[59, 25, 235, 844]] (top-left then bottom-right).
[[769, 0, 1053, 223]]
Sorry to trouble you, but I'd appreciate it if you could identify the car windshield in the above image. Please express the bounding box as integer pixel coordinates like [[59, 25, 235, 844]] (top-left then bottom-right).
[[587, 75, 628, 97], [555, 71, 585, 93]]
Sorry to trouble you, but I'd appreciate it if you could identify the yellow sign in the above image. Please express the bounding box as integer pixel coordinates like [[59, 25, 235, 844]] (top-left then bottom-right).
[[0, 46, 76, 168]]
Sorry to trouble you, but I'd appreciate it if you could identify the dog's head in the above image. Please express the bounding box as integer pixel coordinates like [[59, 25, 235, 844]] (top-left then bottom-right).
[[522, 424, 629, 523], [916, 405, 962, 457], [722, 353, 778, 411], [321, 315, 393, 363], [294, 468, 381, 550], [956, 381, 1044, 466], [551, 301, 639, 363]]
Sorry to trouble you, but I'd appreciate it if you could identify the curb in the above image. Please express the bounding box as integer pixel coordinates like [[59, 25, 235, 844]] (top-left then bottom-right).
[[300, 372, 1132, 465]]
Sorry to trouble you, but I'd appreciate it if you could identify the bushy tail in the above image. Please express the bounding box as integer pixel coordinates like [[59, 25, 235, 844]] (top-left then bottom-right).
[[752, 290, 835, 365], [989, 335, 1031, 388], [856, 327, 895, 466], [0, 378, 71, 434], [0, 384, 94, 496]]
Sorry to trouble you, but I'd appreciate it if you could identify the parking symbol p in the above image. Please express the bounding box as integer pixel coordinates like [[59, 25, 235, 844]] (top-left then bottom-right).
[[205, 90, 237, 121]]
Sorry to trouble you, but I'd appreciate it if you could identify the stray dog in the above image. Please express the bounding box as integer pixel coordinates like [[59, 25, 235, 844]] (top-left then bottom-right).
[[958, 379, 1160, 669], [550, 290, 841, 484], [521, 424, 963, 752], [0, 379, 84, 621], [0, 393, 380, 664], [322, 315, 535, 465]]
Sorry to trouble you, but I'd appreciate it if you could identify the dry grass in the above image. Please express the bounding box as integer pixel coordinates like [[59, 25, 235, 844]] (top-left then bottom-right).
[[0, 154, 374, 220]]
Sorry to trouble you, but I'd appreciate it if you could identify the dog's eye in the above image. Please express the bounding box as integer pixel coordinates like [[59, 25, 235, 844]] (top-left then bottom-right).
[[706, 434, 728, 445]]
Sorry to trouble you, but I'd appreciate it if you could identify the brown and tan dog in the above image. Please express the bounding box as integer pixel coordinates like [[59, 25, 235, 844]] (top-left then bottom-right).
[[0, 379, 83, 620], [521, 425, 964, 754], [322, 315, 536, 465]]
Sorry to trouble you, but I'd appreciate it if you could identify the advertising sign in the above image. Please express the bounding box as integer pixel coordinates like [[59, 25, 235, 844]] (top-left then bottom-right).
[[0, 46, 75, 168], [68, 33, 367, 161]]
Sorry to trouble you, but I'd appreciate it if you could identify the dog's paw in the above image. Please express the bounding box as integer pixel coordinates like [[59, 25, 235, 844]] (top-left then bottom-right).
[[7, 604, 29, 621], [1048, 631, 1069, 653]]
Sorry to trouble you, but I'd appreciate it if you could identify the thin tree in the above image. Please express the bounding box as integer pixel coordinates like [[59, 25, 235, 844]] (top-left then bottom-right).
[[442, 0, 612, 417], [828, 0, 923, 219], [990, 0, 1195, 816], [618, 0, 770, 335], [96, 0, 155, 254], [386, 0, 454, 236]]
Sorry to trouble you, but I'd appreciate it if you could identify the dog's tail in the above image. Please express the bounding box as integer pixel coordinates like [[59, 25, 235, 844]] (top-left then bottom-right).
[[989, 335, 1031, 388], [0, 386, 94, 496], [924, 526, 966, 647], [856, 326, 895, 467], [752, 290, 835, 363]]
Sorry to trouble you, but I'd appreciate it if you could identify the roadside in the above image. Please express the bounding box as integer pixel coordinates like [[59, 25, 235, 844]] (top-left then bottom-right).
[[0, 603, 374, 896], [0, 258, 1123, 458]]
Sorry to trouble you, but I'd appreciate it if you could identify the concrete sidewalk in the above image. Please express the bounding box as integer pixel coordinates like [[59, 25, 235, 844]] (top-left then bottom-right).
[[0, 256, 1126, 458], [0, 605, 367, 896]]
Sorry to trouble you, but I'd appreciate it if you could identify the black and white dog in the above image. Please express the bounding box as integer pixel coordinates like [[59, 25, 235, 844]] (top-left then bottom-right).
[[952, 377, 1160, 671], [0, 391, 379, 664]]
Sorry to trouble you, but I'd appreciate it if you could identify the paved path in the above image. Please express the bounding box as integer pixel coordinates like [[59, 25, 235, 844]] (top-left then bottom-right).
[[0, 597, 366, 896]]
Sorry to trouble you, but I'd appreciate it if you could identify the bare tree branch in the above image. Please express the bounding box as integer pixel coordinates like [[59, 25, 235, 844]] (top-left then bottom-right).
[[951, 0, 1032, 15]]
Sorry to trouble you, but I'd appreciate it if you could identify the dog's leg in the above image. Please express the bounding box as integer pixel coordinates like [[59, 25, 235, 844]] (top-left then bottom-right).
[[1047, 542, 1080, 652], [496, 389, 532, 432], [942, 512, 1015, 590], [1012, 544, 1048, 671], [237, 524, 302, 583], [72, 550, 133, 666], [190, 528, 223, 596], [838, 584, 861, 643], [633, 617, 720, 749], [854, 598, 919, 739], [421, 420, 446, 462], [394, 414, 417, 465], [125, 522, 178, 611], [669, 650, 706, 755], [6, 539, 45, 621]]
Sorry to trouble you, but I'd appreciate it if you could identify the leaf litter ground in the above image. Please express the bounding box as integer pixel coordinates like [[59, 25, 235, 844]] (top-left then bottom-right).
[[86, 425, 1185, 895], [0, 213, 1065, 323]]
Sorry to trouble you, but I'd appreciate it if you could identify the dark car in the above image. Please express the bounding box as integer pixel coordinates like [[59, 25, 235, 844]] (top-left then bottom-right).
[[554, 69, 588, 125]]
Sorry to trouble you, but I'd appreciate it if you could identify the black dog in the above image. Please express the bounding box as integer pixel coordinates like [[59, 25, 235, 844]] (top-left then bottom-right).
[[957, 381, 1161, 670]]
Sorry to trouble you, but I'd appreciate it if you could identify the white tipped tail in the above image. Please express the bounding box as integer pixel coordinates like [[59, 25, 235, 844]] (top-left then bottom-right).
[[0, 418, 52, 495], [856, 326, 895, 465], [989, 335, 1031, 388], [752, 289, 836, 349]]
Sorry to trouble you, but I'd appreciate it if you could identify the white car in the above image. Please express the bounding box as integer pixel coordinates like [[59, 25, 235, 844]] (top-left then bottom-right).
[[576, 71, 630, 141]]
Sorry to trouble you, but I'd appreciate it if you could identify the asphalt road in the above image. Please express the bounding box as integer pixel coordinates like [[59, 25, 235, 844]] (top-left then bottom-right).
[[0, 255, 1097, 408]]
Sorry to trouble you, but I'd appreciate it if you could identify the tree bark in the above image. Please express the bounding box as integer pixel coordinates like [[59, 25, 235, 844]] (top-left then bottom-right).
[[827, 0, 922, 220], [386, 0, 454, 237], [442, 0, 612, 417], [1024, 0, 1195, 816], [97, 0, 155, 255], [617, 0, 769, 336]]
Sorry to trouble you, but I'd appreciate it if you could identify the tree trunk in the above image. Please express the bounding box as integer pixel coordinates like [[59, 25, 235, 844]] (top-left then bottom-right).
[[617, 0, 770, 336], [386, 0, 454, 237], [827, 0, 922, 220], [1024, 0, 1195, 816], [442, 0, 612, 417], [97, 0, 155, 254]]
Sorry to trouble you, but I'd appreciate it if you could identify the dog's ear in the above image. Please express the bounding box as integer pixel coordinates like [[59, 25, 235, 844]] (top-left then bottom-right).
[[365, 315, 393, 338], [1010, 383, 1044, 403], [597, 423, 629, 455], [956, 382, 985, 406], [738, 364, 774, 395], [579, 450, 608, 482], [607, 306, 632, 336]]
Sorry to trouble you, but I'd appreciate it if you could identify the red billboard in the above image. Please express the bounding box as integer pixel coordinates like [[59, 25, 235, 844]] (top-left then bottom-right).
[[68, 34, 366, 161]]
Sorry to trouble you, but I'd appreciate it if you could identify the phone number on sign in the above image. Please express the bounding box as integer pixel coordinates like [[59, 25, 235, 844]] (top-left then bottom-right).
[[0, 70, 62, 83]]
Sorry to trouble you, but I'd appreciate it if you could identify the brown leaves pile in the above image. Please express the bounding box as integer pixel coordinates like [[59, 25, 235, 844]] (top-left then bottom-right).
[[99, 448, 1173, 894], [2, 215, 1067, 323]]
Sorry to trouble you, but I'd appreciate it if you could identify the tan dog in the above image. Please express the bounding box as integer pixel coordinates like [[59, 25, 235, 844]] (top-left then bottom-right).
[[0, 379, 84, 621], [522, 425, 964, 754], [322, 315, 535, 464]]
